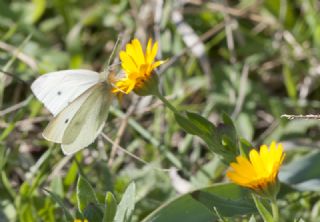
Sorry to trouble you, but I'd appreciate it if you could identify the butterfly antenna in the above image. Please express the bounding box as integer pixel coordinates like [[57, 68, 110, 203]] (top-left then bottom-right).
[[104, 35, 122, 73]]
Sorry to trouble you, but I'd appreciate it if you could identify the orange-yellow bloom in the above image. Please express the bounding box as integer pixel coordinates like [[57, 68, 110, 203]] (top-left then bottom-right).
[[227, 142, 285, 191], [112, 38, 166, 94], [74, 219, 88, 222]]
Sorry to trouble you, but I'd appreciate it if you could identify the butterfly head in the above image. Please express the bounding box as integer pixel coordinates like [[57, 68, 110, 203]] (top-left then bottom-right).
[[99, 69, 126, 94]]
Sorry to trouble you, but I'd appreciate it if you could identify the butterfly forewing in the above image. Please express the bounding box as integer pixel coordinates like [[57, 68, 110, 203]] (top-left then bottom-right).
[[31, 70, 99, 116]]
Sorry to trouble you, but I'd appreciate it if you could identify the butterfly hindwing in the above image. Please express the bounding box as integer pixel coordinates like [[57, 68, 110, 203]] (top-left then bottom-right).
[[42, 85, 97, 143], [61, 83, 113, 155]]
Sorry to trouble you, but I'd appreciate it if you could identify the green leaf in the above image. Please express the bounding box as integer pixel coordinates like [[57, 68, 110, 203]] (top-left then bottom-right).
[[50, 176, 64, 198], [174, 112, 201, 135], [114, 182, 136, 222], [219, 113, 238, 153], [264, 0, 295, 28], [142, 183, 256, 222], [239, 137, 253, 158], [103, 192, 117, 222], [252, 194, 273, 222], [0, 1, 16, 20], [81, 4, 107, 26], [77, 175, 99, 214], [185, 112, 215, 134], [174, 112, 238, 164], [31, 0, 46, 23], [192, 190, 254, 216], [0, 122, 15, 141], [83, 203, 104, 222], [249, 215, 257, 222], [174, 112, 216, 149], [64, 154, 82, 186], [44, 189, 74, 221], [283, 65, 297, 100], [279, 151, 320, 191]]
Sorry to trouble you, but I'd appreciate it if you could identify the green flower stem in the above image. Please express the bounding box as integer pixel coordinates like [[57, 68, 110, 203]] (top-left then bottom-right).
[[271, 197, 279, 222], [252, 194, 273, 222], [155, 92, 179, 113]]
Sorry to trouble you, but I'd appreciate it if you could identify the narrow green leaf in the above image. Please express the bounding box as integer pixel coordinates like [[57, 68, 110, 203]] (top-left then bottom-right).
[[0, 122, 15, 141], [64, 154, 82, 186], [283, 65, 297, 100], [81, 4, 107, 26], [50, 176, 64, 198], [83, 203, 104, 222], [31, 0, 46, 23], [249, 215, 257, 222], [103, 192, 117, 222], [264, 0, 295, 28], [44, 189, 74, 221], [252, 194, 273, 222], [77, 175, 99, 214], [114, 182, 136, 222], [2, 171, 16, 200]]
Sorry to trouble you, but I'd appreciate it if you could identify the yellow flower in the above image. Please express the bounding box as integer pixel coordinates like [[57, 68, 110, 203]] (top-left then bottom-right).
[[74, 219, 88, 222], [112, 38, 166, 95], [227, 142, 285, 192]]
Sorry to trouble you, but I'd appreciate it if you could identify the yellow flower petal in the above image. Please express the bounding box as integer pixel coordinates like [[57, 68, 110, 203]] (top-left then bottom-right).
[[148, 40, 158, 64], [152, 60, 167, 70], [249, 149, 266, 176], [120, 51, 138, 74], [132, 38, 145, 65], [146, 38, 153, 59]]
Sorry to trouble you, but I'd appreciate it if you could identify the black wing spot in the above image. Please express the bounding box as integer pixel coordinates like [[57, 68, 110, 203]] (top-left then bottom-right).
[[57, 91, 62, 95], [65, 119, 69, 124]]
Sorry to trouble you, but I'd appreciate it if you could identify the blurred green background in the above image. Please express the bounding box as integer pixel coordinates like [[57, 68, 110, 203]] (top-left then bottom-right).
[[2, 0, 320, 221]]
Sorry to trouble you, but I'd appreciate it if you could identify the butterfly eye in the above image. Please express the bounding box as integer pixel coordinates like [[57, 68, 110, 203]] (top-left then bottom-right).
[[57, 91, 62, 95]]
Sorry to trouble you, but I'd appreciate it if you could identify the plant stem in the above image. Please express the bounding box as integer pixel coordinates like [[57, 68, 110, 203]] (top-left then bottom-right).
[[155, 93, 178, 113], [271, 197, 279, 222], [252, 194, 273, 222]]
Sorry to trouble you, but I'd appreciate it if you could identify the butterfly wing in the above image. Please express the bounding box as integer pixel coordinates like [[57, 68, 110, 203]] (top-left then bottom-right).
[[42, 84, 98, 143], [31, 69, 100, 116], [61, 83, 113, 155]]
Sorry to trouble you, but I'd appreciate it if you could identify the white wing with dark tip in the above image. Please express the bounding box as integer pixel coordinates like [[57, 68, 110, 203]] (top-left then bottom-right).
[[31, 69, 100, 116]]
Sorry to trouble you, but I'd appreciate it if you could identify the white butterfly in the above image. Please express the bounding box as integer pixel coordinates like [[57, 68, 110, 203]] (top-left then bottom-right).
[[31, 69, 114, 155]]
